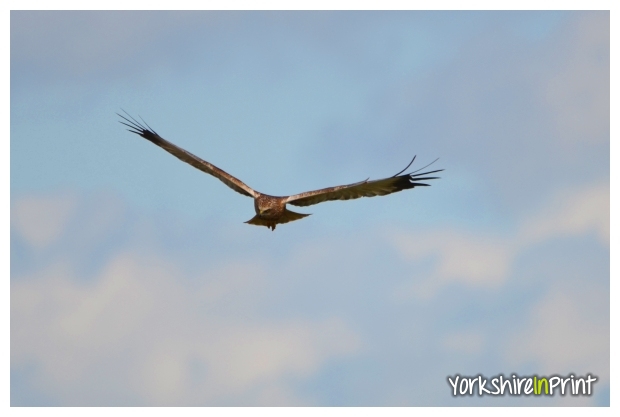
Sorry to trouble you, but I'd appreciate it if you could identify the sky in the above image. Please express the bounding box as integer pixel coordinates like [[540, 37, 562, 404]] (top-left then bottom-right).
[[10, 10, 610, 406]]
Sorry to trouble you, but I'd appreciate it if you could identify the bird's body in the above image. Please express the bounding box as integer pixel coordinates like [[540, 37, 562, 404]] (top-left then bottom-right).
[[118, 112, 442, 231], [246, 194, 309, 231]]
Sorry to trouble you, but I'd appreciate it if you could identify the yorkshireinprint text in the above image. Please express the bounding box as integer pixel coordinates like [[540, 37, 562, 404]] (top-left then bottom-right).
[[447, 374, 597, 397]]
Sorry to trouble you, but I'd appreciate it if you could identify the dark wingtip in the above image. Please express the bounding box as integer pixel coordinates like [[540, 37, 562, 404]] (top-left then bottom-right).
[[401, 166, 444, 187], [408, 157, 441, 175], [390, 156, 444, 183], [118, 110, 159, 141], [409, 168, 444, 178], [391, 155, 417, 178]]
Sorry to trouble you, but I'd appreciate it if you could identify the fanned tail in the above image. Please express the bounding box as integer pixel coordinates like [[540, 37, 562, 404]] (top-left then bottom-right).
[[245, 209, 311, 231]]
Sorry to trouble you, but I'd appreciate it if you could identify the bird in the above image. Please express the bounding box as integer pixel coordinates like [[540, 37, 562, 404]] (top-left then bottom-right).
[[118, 111, 443, 231]]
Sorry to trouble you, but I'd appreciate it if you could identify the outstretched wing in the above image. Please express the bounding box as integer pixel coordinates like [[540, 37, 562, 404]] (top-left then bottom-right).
[[119, 112, 257, 198], [285, 157, 442, 207]]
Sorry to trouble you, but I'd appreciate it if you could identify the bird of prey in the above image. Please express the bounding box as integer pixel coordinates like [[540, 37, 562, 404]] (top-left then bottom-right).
[[118, 112, 442, 231]]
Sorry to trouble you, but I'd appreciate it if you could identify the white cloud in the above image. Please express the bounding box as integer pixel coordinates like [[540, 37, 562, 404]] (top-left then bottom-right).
[[392, 231, 513, 289], [389, 181, 608, 297], [518, 182, 609, 246], [11, 193, 78, 249], [11, 245, 359, 405]]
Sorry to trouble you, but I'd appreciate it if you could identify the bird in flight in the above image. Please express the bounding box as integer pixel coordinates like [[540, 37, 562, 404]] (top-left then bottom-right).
[[118, 112, 442, 231]]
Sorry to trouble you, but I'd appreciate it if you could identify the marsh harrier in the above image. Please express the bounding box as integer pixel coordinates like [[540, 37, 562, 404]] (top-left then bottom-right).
[[119, 112, 442, 230]]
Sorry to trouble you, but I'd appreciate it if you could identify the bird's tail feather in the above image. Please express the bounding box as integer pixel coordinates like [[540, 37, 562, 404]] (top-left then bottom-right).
[[245, 209, 310, 230]]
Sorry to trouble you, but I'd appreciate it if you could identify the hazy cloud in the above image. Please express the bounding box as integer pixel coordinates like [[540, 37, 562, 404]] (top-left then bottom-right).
[[11, 193, 78, 249], [11, 246, 359, 405], [390, 181, 608, 297], [506, 289, 609, 377], [543, 12, 609, 145], [519, 182, 609, 246], [11, 11, 221, 81]]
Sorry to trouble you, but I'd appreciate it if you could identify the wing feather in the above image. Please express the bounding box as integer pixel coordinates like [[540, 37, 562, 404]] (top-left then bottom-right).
[[119, 112, 257, 198], [285, 162, 442, 207]]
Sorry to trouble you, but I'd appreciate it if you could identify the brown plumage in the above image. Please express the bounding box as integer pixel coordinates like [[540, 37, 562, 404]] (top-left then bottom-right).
[[119, 112, 442, 231]]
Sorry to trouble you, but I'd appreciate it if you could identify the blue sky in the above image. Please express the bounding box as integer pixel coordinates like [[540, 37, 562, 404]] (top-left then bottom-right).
[[10, 11, 609, 406]]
